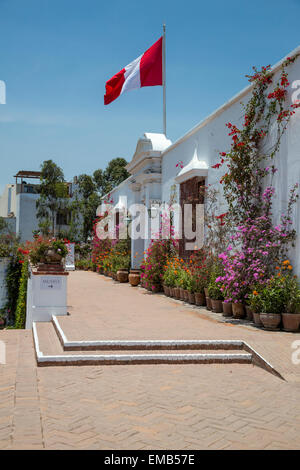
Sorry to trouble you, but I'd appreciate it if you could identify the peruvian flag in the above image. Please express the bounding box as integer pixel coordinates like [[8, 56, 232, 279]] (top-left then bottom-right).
[[104, 37, 163, 105]]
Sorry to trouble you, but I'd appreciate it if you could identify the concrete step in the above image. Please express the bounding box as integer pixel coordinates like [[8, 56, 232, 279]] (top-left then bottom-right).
[[52, 315, 245, 352], [32, 318, 284, 379], [33, 321, 253, 367]]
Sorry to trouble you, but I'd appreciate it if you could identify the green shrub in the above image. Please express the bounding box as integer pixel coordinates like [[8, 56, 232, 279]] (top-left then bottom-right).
[[75, 259, 92, 270], [5, 255, 23, 325], [208, 281, 224, 300], [15, 260, 29, 329], [163, 260, 177, 287], [249, 273, 300, 314]]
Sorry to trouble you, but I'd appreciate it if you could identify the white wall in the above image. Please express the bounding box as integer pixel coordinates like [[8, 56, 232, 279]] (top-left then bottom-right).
[[0, 184, 16, 217], [16, 193, 40, 242]]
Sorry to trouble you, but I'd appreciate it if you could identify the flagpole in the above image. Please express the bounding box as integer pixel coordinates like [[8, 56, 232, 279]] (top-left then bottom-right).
[[163, 24, 167, 136]]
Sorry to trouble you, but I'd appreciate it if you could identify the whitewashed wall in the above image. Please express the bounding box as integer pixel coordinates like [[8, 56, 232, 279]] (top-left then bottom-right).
[[0, 184, 16, 218], [16, 193, 40, 242]]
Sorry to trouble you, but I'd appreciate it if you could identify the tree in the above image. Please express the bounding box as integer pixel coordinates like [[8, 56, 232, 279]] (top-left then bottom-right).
[[36, 160, 69, 236], [71, 174, 101, 242], [0, 217, 7, 233], [94, 158, 129, 196]]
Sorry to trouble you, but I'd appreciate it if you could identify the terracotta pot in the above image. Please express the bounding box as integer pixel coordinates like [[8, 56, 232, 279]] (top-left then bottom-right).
[[260, 313, 281, 330], [169, 287, 174, 297], [222, 302, 233, 317], [188, 292, 195, 304], [128, 273, 140, 287], [163, 285, 170, 296], [117, 270, 128, 283], [206, 297, 212, 311], [253, 312, 263, 326], [245, 305, 254, 321], [232, 302, 245, 319], [179, 288, 185, 300], [195, 292, 206, 306], [211, 299, 223, 313], [184, 289, 189, 302], [175, 287, 181, 299], [282, 313, 300, 332]]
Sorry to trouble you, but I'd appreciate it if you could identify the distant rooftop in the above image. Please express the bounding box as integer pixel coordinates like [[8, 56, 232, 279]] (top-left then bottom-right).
[[14, 171, 41, 179]]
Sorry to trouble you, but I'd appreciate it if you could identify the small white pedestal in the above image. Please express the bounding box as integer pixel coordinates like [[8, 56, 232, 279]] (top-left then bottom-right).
[[65, 243, 75, 271], [25, 265, 69, 329]]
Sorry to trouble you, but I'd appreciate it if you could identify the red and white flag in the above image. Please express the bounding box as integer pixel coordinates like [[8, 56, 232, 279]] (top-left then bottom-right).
[[104, 37, 163, 105]]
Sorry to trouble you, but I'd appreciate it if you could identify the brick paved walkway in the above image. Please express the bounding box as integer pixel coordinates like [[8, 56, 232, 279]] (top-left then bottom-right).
[[1, 271, 300, 449]]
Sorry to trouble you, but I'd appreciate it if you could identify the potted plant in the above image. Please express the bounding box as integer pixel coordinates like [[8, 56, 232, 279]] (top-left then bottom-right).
[[249, 288, 263, 326], [252, 277, 284, 330], [282, 276, 300, 332], [163, 261, 177, 297], [178, 268, 189, 301], [116, 253, 130, 283], [191, 273, 206, 306], [222, 300, 233, 317], [208, 281, 224, 313], [186, 273, 196, 304], [206, 264, 223, 312], [244, 298, 254, 321], [29, 238, 68, 266]]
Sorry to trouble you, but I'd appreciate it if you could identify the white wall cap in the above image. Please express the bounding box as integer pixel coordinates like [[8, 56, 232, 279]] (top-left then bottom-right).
[[175, 143, 209, 183], [143, 133, 172, 151]]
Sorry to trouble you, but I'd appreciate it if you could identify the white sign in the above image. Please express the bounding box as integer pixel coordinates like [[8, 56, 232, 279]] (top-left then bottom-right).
[[40, 277, 62, 291], [65, 243, 75, 271]]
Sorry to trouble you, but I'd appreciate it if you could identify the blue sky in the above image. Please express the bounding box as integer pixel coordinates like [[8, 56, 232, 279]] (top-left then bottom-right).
[[0, 0, 300, 191]]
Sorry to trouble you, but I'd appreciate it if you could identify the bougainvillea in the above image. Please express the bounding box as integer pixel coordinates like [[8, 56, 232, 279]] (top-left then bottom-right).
[[212, 56, 300, 302], [141, 212, 178, 290]]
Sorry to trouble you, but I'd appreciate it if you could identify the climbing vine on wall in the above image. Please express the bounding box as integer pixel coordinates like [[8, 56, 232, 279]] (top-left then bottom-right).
[[213, 56, 300, 226], [212, 55, 300, 301]]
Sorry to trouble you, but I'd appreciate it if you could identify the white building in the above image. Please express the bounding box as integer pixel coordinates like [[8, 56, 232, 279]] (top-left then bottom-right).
[[102, 45, 300, 275], [0, 171, 76, 242]]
